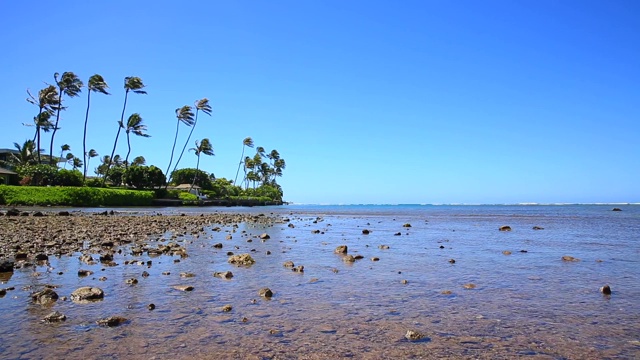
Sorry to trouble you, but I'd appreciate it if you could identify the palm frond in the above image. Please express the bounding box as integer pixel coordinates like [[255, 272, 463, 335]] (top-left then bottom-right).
[[175, 105, 195, 126], [195, 98, 213, 116]]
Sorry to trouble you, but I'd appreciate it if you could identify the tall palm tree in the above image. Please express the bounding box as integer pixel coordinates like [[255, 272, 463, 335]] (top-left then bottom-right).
[[172, 98, 212, 178], [50, 72, 83, 164], [64, 153, 75, 169], [273, 158, 286, 184], [165, 105, 195, 185], [83, 74, 110, 181], [104, 76, 146, 185], [124, 113, 150, 168], [59, 144, 70, 168], [27, 85, 59, 164], [86, 149, 98, 177], [234, 137, 254, 185], [189, 138, 214, 192]]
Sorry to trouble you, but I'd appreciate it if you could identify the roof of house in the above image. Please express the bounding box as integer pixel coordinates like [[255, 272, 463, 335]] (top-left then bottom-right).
[[0, 167, 17, 175], [173, 183, 201, 190]]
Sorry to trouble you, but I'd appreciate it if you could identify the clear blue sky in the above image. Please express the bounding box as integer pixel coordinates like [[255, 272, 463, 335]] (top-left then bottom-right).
[[1, 0, 638, 204]]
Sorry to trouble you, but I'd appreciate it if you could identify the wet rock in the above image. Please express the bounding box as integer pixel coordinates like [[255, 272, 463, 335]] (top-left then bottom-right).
[[405, 330, 426, 341], [288, 223, 295, 228], [125, 278, 138, 285], [259, 288, 273, 298], [147, 303, 156, 310], [31, 288, 59, 305], [449, 259, 456, 264], [403, 223, 412, 228], [213, 243, 223, 249], [0, 260, 14, 272], [441, 290, 452, 295], [259, 233, 270, 240], [293, 265, 304, 273], [6, 208, 20, 216], [228, 253, 255, 266], [71, 287, 104, 302], [96, 316, 128, 327], [342, 255, 356, 263], [214, 271, 234, 279], [401, 279, 408, 284], [371, 257, 380, 261], [499, 225, 512, 231], [353, 254, 364, 260], [362, 229, 370, 235], [562, 256, 580, 262], [43, 311, 66, 322], [32, 211, 44, 217], [180, 272, 196, 278], [439, 245, 445, 249], [0, 289, 6, 297], [57, 211, 71, 216], [334, 245, 348, 254], [378, 245, 390, 250], [99, 254, 114, 263], [311, 230, 321, 234], [173, 285, 194, 292], [15, 253, 28, 260], [394, 232, 401, 236], [503, 251, 512, 255], [35, 254, 48, 262], [99, 276, 107, 281], [221, 304, 233, 312], [283, 261, 295, 268], [463, 283, 476, 289], [141, 271, 150, 278], [532, 226, 544, 230], [600, 285, 612, 295], [79, 254, 95, 265], [77, 269, 93, 277], [612, 208, 622, 211], [162, 271, 171, 275]]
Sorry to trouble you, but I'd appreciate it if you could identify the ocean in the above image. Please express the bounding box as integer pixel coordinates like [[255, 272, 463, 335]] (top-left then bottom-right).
[[1, 204, 639, 359]]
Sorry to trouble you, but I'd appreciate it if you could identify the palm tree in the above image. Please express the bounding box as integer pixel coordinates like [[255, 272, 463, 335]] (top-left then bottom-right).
[[123, 113, 150, 168], [59, 144, 70, 167], [165, 105, 195, 185], [2, 140, 37, 167], [189, 138, 214, 192], [27, 85, 59, 164], [132, 156, 146, 166], [72, 156, 83, 170], [104, 76, 146, 185], [83, 74, 110, 181], [50, 72, 83, 164], [64, 153, 74, 169], [86, 149, 98, 176], [234, 137, 254, 185], [172, 98, 212, 178]]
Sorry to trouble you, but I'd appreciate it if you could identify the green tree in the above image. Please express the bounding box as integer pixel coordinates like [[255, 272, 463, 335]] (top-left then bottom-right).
[[59, 144, 70, 168], [165, 105, 195, 185], [83, 74, 110, 181], [169, 168, 213, 190], [105, 76, 146, 185], [50, 72, 83, 164], [71, 156, 83, 170], [2, 139, 37, 168], [233, 137, 254, 186], [132, 156, 146, 166], [124, 113, 150, 168], [123, 165, 165, 189], [86, 149, 98, 178], [26, 85, 59, 164], [172, 98, 212, 179], [189, 138, 214, 192]]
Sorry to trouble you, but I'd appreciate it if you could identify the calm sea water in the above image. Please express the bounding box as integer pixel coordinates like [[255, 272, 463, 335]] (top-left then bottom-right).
[[1, 204, 639, 359]]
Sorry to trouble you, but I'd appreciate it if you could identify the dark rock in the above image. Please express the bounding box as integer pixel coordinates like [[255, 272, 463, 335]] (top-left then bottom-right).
[[213, 271, 234, 279], [499, 225, 512, 231], [0, 260, 14, 272], [213, 243, 223, 249], [35, 254, 48, 261], [43, 311, 66, 322], [0, 289, 6, 297], [101, 241, 114, 248], [173, 285, 194, 292], [125, 278, 138, 285], [283, 261, 295, 268], [222, 304, 233, 312], [77, 269, 93, 277], [228, 253, 255, 266], [342, 255, 356, 263], [99, 254, 113, 263], [532, 226, 544, 230], [378, 245, 390, 250], [311, 230, 321, 234], [293, 265, 304, 273], [600, 285, 612, 295], [362, 229, 370, 235], [449, 259, 456, 264], [371, 257, 380, 261], [6, 208, 20, 216], [32, 288, 59, 305], [259, 233, 270, 240], [394, 232, 401, 236], [259, 288, 273, 298], [57, 211, 71, 216], [612, 208, 622, 212], [32, 211, 44, 217], [439, 245, 445, 249], [148, 303, 156, 310], [403, 223, 412, 228], [353, 254, 364, 260], [96, 316, 128, 327], [70, 287, 104, 303], [288, 223, 295, 228], [141, 271, 150, 278], [15, 253, 28, 260], [334, 245, 348, 254]]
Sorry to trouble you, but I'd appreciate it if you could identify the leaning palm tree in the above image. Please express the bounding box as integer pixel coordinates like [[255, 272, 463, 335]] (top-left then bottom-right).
[[233, 137, 254, 185], [85, 149, 98, 177], [83, 74, 110, 181], [64, 153, 75, 169], [189, 138, 214, 192], [59, 144, 70, 167], [104, 76, 146, 185], [50, 72, 83, 164], [124, 113, 150, 168], [27, 85, 59, 164], [165, 105, 195, 185], [2, 139, 37, 167], [71, 156, 83, 170], [172, 98, 212, 179]]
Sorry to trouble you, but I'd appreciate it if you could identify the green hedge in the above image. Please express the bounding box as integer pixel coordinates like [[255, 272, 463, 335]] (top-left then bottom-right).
[[0, 185, 154, 206]]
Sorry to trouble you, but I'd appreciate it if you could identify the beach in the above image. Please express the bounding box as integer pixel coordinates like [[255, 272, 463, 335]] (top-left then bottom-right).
[[1, 205, 639, 359]]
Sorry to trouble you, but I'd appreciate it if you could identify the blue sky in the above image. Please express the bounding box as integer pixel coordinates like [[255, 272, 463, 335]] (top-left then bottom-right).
[[1, 0, 638, 204]]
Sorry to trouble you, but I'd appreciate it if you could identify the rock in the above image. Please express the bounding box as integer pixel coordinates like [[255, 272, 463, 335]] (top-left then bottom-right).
[[405, 330, 425, 341], [562, 256, 580, 262], [403, 223, 412, 228], [612, 208, 622, 211], [311, 230, 321, 234], [394, 232, 401, 236], [6, 208, 20, 216], [362, 229, 370, 235], [213, 271, 234, 279], [532, 226, 544, 230], [439, 245, 445, 249], [342, 255, 356, 263], [77, 269, 93, 277], [449, 259, 456, 264], [70, 287, 104, 303], [99, 276, 107, 281], [35, 254, 48, 262], [173, 285, 194, 292], [441, 290, 452, 295], [502, 251, 512, 255], [148, 303, 156, 310], [378, 245, 390, 250], [0, 289, 6, 297], [15, 253, 28, 260], [221, 304, 233, 312], [371, 257, 380, 261], [334, 245, 348, 254], [31, 289, 59, 305], [125, 278, 138, 285], [259, 288, 273, 298], [213, 243, 223, 249], [463, 283, 476, 289], [57, 211, 71, 216], [43, 311, 66, 322], [283, 261, 295, 268], [600, 285, 612, 295], [79, 254, 95, 265], [259, 233, 270, 240], [180, 272, 196, 278], [99, 254, 114, 263], [32, 211, 44, 217], [141, 271, 150, 278], [288, 223, 295, 228], [353, 255, 364, 260], [228, 253, 255, 266], [0, 260, 14, 272], [225, 235, 232, 240], [499, 225, 512, 231], [401, 279, 408, 284], [96, 316, 128, 327], [293, 265, 304, 273]]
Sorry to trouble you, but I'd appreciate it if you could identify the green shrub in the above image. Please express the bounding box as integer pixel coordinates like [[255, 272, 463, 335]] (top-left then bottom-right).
[[55, 169, 83, 187], [85, 178, 103, 187], [0, 185, 154, 206]]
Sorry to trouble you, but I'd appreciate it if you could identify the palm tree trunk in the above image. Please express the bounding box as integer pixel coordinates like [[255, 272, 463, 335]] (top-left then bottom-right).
[[50, 91, 64, 165], [83, 90, 91, 181], [165, 119, 181, 187], [172, 109, 199, 180], [190, 154, 201, 193], [104, 90, 129, 186], [36, 126, 42, 164], [125, 131, 132, 170], [234, 145, 245, 185]]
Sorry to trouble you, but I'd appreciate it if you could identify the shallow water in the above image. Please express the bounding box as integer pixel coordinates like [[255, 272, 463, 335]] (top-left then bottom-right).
[[1, 205, 639, 359]]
